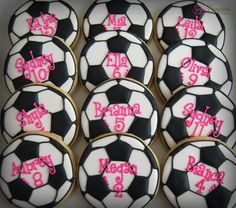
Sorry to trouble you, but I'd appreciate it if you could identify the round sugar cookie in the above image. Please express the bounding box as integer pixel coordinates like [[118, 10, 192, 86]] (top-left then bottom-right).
[[162, 137, 236, 208], [81, 78, 159, 145], [1, 83, 79, 146], [160, 86, 236, 149], [80, 31, 154, 91], [8, 0, 79, 47], [156, 0, 225, 50], [78, 133, 160, 208], [83, 0, 153, 42], [0, 132, 76, 208], [156, 39, 232, 100], [4, 35, 77, 94]]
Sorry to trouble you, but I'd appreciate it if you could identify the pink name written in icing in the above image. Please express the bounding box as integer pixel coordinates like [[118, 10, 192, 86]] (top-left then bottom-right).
[[176, 16, 204, 38], [185, 155, 225, 194], [104, 14, 127, 30], [182, 103, 224, 137], [16, 103, 49, 131], [107, 53, 130, 78], [27, 12, 58, 36], [15, 51, 55, 83], [12, 154, 56, 187], [99, 158, 138, 198], [181, 57, 212, 86]]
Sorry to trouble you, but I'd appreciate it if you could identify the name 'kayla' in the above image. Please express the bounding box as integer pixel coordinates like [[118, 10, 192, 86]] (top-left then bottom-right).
[[94, 102, 141, 118]]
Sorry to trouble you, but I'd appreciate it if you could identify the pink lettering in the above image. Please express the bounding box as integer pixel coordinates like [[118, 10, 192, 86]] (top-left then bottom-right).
[[104, 14, 127, 30]]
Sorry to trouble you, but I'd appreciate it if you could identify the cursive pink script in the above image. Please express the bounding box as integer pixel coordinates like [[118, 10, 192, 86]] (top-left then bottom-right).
[[104, 14, 127, 30]]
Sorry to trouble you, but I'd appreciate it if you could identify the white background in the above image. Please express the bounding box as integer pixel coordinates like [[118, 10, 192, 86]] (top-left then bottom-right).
[[0, 0, 235, 207]]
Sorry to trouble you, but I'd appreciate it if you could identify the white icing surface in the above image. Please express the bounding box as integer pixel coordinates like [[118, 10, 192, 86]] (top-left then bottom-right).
[[187, 86, 213, 95], [95, 31, 117, 41], [6, 53, 23, 80], [13, 13, 31, 37], [201, 12, 222, 36], [4, 107, 21, 137], [3, 139, 22, 156], [221, 81, 232, 96], [23, 85, 47, 92], [70, 11, 78, 30], [9, 38, 27, 55], [94, 80, 118, 93], [157, 54, 167, 79], [163, 131, 176, 148], [29, 36, 52, 42], [3, 91, 20, 110], [144, 61, 153, 85], [86, 42, 108, 65], [78, 166, 87, 192], [15, 1, 33, 15], [228, 190, 236, 208], [85, 194, 105, 208], [207, 44, 227, 62], [157, 18, 163, 39], [126, 4, 147, 25], [217, 30, 225, 49], [227, 131, 236, 150], [103, 192, 133, 208], [65, 98, 76, 122], [163, 185, 178, 208], [120, 31, 141, 44], [64, 153, 73, 180], [162, 156, 172, 184], [219, 144, 236, 161], [12, 200, 34, 208], [130, 195, 150, 208], [182, 39, 206, 47], [215, 91, 234, 110], [159, 81, 171, 100], [148, 169, 158, 194], [120, 135, 145, 150], [209, 58, 228, 85], [151, 111, 158, 136], [64, 124, 76, 145], [81, 112, 90, 138], [144, 19, 153, 40], [42, 42, 64, 63], [83, 18, 90, 37], [55, 181, 72, 203], [80, 56, 88, 80], [49, 2, 70, 20], [127, 43, 147, 68], [24, 135, 50, 143], [66, 52, 76, 76], [191, 141, 215, 148], [119, 80, 144, 92], [92, 135, 118, 148], [163, 7, 183, 27], [88, 3, 108, 25]]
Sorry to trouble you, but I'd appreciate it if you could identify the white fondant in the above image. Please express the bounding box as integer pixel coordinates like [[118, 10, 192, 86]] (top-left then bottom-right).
[[162, 156, 172, 184], [23, 85, 47, 92], [182, 39, 206, 47], [85, 193, 105, 208], [172, 94, 196, 118], [215, 91, 234, 110], [66, 32, 77, 47], [187, 86, 213, 95], [24, 135, 49, 143], [5, 76, 15, 93], [10, 33, 19, 44], [120, 80, 144, 92], [10, 38, 28, 55], [13, 13, 31, 37], [65, 98, 76, 122], [70, 11, 78, 30], [120, 31, 142, 44], [127, 4, 147, 25], [103, 192, 133, 208], [163, 185, 178, 208], [29, 185, 56, 206], [163, 131, 176, 148], [217, 30, 225, 49], [42, 42, 64, 63], [191, 141, 215, 148], [38, 90, 63, 113], [129, 150, 151, 177], [157, 17, 163, 39], [84, 148, 109, 176], [159, 80, 171, 100], [157, 54, 167, 79], [86, 82, 96, 92], [61, 78, 74, 93], [81, 112, 90, 138], [120, 135, 145, 150], [80, 56, 88, 80], [65, 52, 76, 76], [95, 31, 117, 41], [161, 107, 171, 129], [3, 139, 22, 157], [83, 18, 90, 38], [92, 135, 118, 148], [3, 132, 12, 143], [12, 199, 34, 208], [15, 1, 33, 15], [221, 81, 232, 96], [208, 44, 226, 62], [144, 60, 153, 85], [144, 138, 151, 145], [63, 153, 73, 180], [4, 107, 21, 137], [227, 131, 236, 150], [55, 181, 72, 203], [150, 111, 158, 136], [228, 191, 236, 208], [209, 58, 228, 85], [94, 80, 118, 93], [127, 43, 147, 68], [144, 19, 153, 40], [219, 144, 236, 162], [88, 3, 108, 25], [86, 42, 108, 65], [6, 53, 24, 80], [148, 169, 158, 194], [130, 195, 150, 208], [79, 166, 87, 192], [4, 91, 20, 110], [201, 12, 222, 36], [0, 178, 11, 199], [129, 91, 153, 119], [160, 40, 168, 50], [163, 7, 183, 27], [168, 45, 192, 68], [177, 191, 208, 208], [29, 35, 52, 42], [39, 143, 63, 166], [49, 2, 70, 20], [64, 124, 76, 145]]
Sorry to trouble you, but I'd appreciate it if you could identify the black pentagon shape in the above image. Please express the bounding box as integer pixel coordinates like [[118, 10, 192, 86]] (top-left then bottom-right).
[[8, 178, 33, 201], [15, 140, 39, 162], [12, 75, 33, 91], [88, 120, 110, 141], [27, 2, 50, 18], [127, 67, 145, 83], [55, 19, 74, 40], [48, 165, 68, 189], [107, 35, 130, 53], [87, 24, 106, 39], [128, 176, 149, 200], [106, 139, 132, 161], [166, 117, 188, 143], [200, 145, 226, 168], [106, 0, 130, 14], [201, 33, 218, 47], [162, 65, 183, 91], [86, 175, 110, 200], [166, 169, 189, 197], [206, 185, 232, 208], [129, 117, 151, 140], [86, 65, 109, 86], [192, 46, 215, 66], [182, 3, 205, 20], [14, 91, 38, 112], [128, 25, 145, 42], [106, 84, 132, 104], [20, 41, 43, 62], [161, 27, 181, 47], [51, 110, 72, 138], [49, 62, 69, 87], [195, 93, 221, 116]]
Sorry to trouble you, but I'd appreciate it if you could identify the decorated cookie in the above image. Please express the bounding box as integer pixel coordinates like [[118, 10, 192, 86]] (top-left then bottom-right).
[[156, 0, 225, 50], [0, 132, 75, 208], [1, 83, 79, 146], [162, 137, 236, 208], [81, 78, 159, 145], [83, 0, 153, 42], [157, 39, 232, 100], [161, 86, 236, 149], [80, 31, 154, 91], [9, 0, 79, 47], [78, 133, 160, 208], [4, 35, 77, 94]]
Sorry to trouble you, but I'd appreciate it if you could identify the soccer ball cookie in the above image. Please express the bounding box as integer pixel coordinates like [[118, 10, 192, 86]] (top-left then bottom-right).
[[161, 86, 236, 149], [9, 0, 79, 47], [80, 31, 154, 91], [157, 39, 232, 100], [81, 78, 159, 145], [4, 35, 77, 94], [78, 133, 160, 208], [1, 83, 79, 146], [83, 0, 153, 42], [0, 132, 76, 208], [156, 0, 225, 50], [162, 137, 236, 208]]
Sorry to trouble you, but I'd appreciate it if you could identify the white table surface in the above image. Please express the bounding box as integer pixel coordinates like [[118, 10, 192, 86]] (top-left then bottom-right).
[[0, 0, 235, 207]]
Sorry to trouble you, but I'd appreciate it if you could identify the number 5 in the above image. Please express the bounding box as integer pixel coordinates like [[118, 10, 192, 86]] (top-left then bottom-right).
[[115, 117, 125, 132]]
